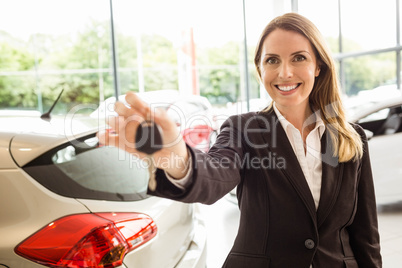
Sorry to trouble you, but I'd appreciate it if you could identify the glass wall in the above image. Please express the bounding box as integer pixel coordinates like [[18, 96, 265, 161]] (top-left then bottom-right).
[[299, 0, 401, 101], [112, 0, 248, 105], [0, 0, 112, 114], [1, 0, 401, 115], [298, 0, 340, 52], [340, 0, 396, 53], [343, 53, 397, 95]]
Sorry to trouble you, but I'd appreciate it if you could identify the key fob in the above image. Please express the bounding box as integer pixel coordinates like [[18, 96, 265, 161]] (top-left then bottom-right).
[[135, 120, 163, 154]]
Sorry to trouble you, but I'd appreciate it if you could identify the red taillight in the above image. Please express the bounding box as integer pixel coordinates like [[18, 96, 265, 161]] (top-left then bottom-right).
[[15, 213, 157, 268], [182, 125, 212, 145]]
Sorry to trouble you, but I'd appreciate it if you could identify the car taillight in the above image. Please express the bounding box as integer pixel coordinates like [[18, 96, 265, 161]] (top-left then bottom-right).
[[15, 212, 157, 268], [182, 125, 212, 144]]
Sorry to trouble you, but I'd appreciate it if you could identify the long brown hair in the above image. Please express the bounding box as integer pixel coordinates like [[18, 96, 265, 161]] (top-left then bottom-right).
[[254, 13, 363, 162]]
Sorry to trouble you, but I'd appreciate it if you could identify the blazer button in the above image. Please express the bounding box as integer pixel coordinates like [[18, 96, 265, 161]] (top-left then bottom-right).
[[304, 239, 315, 249]]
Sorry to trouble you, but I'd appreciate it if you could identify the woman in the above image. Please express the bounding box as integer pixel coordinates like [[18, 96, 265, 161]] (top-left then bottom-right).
[[99, 13, 382, 268]]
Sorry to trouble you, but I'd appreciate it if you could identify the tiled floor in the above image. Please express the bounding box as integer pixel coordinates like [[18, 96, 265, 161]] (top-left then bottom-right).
[[378, 203, 402, 267], [199, 198, 402, 268]]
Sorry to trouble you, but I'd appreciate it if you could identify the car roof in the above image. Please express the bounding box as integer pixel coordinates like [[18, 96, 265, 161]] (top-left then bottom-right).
[[348, 96, 402, 123], [0, 115, 102, 167]]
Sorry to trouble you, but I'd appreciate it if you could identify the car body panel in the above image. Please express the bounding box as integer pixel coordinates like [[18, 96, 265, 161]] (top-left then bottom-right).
[[0, 132, 18, 169], [349, 95, 402, 205], [0, 170, 90, 267], [367, 132, 402, 204], [10, 133, 72, 167], [174, 221, 207, 268], [349, 96, 402, 123]]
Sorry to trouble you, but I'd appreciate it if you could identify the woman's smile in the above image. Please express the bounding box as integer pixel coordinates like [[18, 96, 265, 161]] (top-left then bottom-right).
[[275, 83, 301, 93]]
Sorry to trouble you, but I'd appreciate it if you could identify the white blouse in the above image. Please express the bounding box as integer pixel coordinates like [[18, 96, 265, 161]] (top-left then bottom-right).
[[273, 103, 325, 210]]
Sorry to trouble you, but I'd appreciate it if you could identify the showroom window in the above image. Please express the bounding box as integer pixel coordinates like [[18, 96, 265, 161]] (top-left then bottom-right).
[[0, 0, 112, 114], [299, 0, 401, 98], [1, 0, 401, 114]]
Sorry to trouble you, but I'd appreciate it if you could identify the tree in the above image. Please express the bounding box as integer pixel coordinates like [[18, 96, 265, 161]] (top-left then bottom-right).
[[326, 37, 396, 95], [197, 41, 241, 103], [0, 34, 36, 109]]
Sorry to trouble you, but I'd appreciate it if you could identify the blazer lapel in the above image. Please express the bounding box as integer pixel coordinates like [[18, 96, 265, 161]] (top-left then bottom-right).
[[316, 130, 344, 228], [256, 110, 317, 221], [256, 110, 345, 227]]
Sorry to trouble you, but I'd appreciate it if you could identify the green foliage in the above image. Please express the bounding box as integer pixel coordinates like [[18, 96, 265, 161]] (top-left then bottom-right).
[[198, 42, 242, 102], [0, 38, 35, 71], [344, 54, 395, 95], [137, 34, 178, 92], [0, 36, 37, 109], [326, 37, 396, 95]]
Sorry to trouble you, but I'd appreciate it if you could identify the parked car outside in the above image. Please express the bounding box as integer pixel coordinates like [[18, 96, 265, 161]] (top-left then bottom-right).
[[92, 90, 218, 152], [0, 114, 207, 268]]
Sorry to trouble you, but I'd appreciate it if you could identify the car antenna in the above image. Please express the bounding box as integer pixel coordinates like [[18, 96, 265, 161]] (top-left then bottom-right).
[[40, 88, 64, 122]]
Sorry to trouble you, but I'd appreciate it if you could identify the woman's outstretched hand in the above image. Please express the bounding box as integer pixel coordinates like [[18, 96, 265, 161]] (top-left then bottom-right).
[[97, 91, 190, 179]]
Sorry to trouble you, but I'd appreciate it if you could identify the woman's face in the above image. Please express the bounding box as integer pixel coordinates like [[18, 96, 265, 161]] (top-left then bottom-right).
[[259, 29, 320, 112]]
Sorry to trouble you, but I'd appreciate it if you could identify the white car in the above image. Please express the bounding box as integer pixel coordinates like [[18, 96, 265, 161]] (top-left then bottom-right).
[[343, 84, 401, 118], [0, 114, 207, 268], [349, 96, 402, 205]]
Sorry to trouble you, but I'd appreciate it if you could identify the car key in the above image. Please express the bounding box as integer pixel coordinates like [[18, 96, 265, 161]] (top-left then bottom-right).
[[135, 117, 163, 191]]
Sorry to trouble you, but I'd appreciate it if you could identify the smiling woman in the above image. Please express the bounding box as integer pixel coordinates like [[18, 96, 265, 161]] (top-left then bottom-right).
[[98, 12, 382, 268]]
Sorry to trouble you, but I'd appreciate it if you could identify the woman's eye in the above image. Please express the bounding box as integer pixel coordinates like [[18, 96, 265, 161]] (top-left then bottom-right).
[[266, 58, 278, 64], [294, 55, 306, 62]]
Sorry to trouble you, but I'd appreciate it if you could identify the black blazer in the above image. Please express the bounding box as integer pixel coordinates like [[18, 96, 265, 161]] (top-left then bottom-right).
[[151, 109, 382, 268]]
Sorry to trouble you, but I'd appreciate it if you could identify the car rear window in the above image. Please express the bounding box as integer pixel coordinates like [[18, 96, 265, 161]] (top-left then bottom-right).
[[23, 134, 150, 201]]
